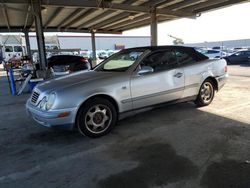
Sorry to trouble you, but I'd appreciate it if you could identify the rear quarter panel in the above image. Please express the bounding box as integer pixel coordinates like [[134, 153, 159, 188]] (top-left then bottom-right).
[[182, 58, 227, 98]]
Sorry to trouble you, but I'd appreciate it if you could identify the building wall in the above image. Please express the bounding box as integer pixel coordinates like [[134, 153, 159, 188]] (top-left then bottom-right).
[[29, 36, 150, 50], [0, 35, 22, 45], [187, 39, 250, 48]]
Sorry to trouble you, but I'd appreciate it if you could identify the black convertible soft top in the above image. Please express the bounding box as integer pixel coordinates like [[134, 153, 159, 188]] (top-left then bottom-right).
[[124, 45, 209, 62]]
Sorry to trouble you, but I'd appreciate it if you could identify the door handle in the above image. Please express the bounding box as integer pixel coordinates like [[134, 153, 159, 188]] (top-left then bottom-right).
[[174, 72, 183, 78]]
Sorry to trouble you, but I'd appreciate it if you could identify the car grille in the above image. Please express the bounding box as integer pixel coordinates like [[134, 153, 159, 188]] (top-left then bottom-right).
[[31, 91, 40, 104]]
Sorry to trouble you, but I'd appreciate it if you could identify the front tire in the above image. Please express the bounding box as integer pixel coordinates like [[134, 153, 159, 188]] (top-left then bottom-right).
[[77, 97, 117, 138], [195, 79, 215, 107]]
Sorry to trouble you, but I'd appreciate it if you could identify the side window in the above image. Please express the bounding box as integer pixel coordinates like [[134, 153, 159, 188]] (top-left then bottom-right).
[[239, 52, 244, 56], [14, 46, 23, 52], [242, 51, 250, 56], [5, 46, 13, 52], [141, 50, 177, 72], [176, 50, 197, 65], [209, 50, 219, 54]]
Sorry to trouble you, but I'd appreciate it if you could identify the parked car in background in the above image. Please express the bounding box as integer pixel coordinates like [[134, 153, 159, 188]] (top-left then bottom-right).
[[200, 49, 228, 58], [212, 46, 225, 50], [26, 46, 228, 138], [98, 51, 109, 59], [80, 50, 91, 59], [47, 55, 91, 77], [2, 45, 25, 62], [0, 47, 3, 64], [107, 50, 115, 57], [224, 50, 250, 64]]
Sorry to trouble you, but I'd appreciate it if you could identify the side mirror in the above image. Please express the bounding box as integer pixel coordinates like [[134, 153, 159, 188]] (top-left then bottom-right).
[[137, 66, 154, 75]]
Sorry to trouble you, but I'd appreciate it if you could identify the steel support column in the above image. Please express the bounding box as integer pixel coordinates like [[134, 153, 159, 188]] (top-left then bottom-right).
[[24, 30, 31, 59], [150, 8, 158, 46], [91, 31, 97, 67], [31, 0, 47, 70]]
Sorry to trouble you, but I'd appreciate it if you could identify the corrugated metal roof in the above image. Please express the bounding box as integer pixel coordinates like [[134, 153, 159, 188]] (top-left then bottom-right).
[[0, 0, 249, 33]]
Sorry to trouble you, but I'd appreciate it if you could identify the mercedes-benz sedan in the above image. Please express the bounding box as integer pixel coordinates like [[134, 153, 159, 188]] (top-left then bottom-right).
[[26, 46, 228, 138]]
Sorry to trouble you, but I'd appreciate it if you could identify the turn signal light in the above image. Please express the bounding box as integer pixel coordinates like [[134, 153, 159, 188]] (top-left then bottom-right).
[[80, 58, 88, 63], [58, 112, 70, 118]]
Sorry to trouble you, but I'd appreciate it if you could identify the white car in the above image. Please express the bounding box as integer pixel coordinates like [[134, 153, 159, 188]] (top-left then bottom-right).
[[201, 49, 228, 59], [3, 45, 24, 62]]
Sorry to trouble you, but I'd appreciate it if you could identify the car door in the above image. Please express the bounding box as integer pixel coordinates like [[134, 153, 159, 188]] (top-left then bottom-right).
[[130, 50, 184, 109], [229, 52, 244, 64], [246, 51, 250, 62], [175, 49, 204, 98], [236, 51, 247, 63], [241, 51, 250, 63]]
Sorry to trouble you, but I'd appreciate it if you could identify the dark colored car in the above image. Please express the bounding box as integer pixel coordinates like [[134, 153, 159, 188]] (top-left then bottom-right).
[[224, 50, 250, 64], [47, 55, 91, 76]]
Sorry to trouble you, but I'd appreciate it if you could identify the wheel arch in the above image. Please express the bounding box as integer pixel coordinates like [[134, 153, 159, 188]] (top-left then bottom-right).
[[75, 94, 119, 127], [204, 76, 218, 91]]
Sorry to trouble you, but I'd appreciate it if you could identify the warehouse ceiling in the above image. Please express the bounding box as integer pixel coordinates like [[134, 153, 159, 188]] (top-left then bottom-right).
[[0, 0, 249, 34]]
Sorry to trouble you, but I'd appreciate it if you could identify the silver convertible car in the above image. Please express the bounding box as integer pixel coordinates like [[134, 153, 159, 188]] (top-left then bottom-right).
[[26, 46, 228, 138]]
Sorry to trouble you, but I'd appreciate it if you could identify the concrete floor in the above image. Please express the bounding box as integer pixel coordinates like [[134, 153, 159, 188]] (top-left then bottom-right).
[[0, 64, 250, 188]]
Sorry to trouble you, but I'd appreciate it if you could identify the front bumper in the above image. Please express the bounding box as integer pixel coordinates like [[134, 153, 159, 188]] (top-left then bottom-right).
[[216, 73, 228, 90], [26, 100, 77, 130]]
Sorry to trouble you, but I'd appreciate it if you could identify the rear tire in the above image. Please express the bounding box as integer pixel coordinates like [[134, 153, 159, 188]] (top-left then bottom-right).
[[195, 79, 215, 107], [77, 97, 117, 138]]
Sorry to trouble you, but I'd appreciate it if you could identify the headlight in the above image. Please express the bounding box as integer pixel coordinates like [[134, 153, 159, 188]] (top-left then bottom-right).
[[39, 97, 47, 109], [45, 93, 56, 110]]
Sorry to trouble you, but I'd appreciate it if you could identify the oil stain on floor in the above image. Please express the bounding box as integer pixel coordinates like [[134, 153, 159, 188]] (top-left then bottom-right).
[[201, 160, 250, 188], [98, 142, 199, 188]]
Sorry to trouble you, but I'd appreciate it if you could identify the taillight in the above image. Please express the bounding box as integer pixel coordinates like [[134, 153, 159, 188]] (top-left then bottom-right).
[[224, 66, 227, 73], [80, 58, 88, 63]]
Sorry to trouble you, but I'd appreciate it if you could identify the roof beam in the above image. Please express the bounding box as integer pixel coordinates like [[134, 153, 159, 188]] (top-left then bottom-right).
[[44, 7, 63, 28], [41, 0, 150, 13], [0, 4, 35, 14], [92, 12, 133, 29], [163, 0, 207, 11], [30, 15, 35, 29], [119, 18, 152, 31], [65, 9, 95, 29], [0, 26, 121, 34], [181, 0, 231, 13], [1, 4, 10, 30], [88, 0, 193, 31], [104, 14, 150, 30], [142, 0, 173, 7], [57, 8, 82, 28], [77, 10, 114, 29], [157, 7, 194, 17], [0, 27, 24, 32], [192, 0, 250, 13], [2, 0, 193, 17], [44, 27, 122, 34], [77, 0, 139, 29], [119, 16, 169, 31], [24, 5, 31, 29], [2, 0, 161, 7]]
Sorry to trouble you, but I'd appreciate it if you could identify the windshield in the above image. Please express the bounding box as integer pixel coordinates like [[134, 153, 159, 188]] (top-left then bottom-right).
[[95, 50, 145, 72]]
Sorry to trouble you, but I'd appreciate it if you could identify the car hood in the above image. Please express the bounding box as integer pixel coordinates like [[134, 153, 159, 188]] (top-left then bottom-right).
[[36, 70, 116, 92]]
